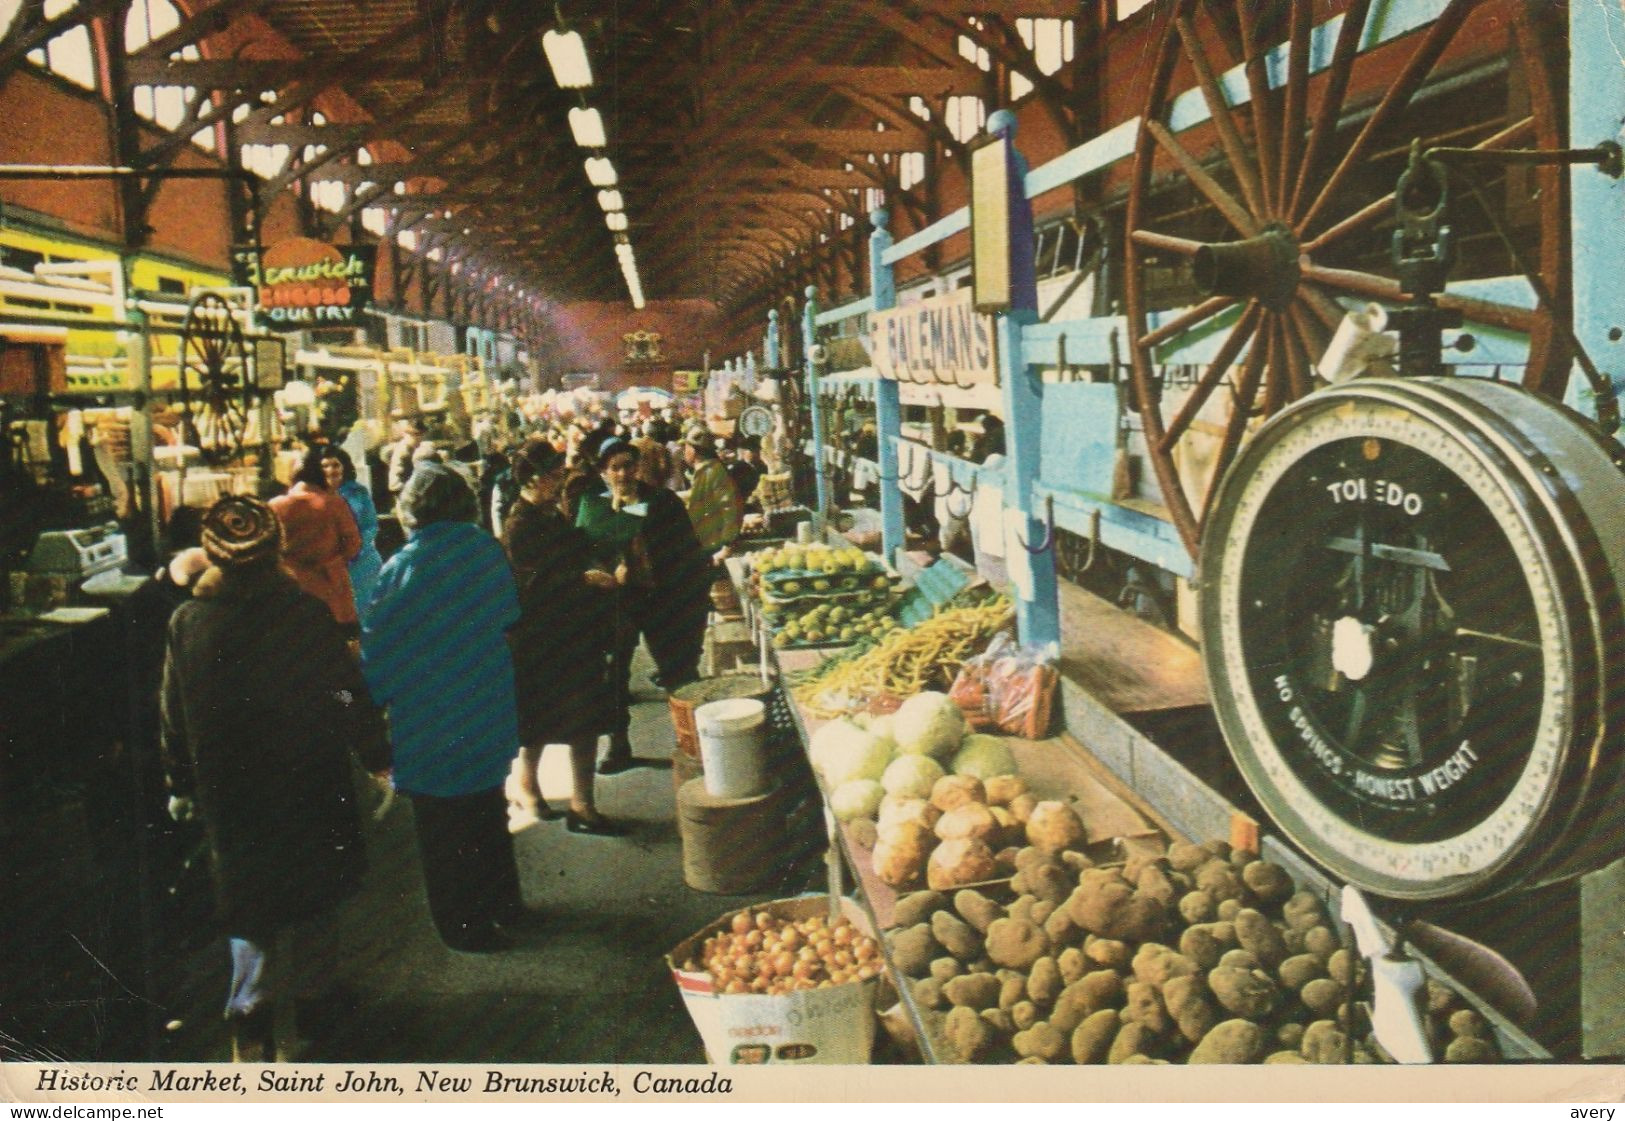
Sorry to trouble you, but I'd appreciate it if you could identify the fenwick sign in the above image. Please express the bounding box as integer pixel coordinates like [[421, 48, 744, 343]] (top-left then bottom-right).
[[234, 237, 375, 330]]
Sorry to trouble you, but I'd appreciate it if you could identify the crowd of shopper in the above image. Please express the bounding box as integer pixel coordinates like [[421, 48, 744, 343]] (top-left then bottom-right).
[[155, 394, 748, 1060]]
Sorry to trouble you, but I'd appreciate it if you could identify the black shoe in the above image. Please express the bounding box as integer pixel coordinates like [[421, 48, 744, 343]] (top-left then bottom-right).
[[566, 810, 629, 837], [444, 925, 513, 953], [597, 754, 634, 776]]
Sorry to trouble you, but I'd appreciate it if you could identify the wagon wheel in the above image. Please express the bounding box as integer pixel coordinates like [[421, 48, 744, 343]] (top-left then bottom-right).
[[1123, 0, 1569, 558], [178, 292, 253, 466]]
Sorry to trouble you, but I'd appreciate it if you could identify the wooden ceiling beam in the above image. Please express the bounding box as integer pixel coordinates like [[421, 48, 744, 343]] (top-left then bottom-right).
[[129, 0, 278, 61], [728, 64, 983, 97]]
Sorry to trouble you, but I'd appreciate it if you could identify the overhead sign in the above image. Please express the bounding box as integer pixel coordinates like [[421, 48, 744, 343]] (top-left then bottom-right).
[[234, 238, 374, 331], [868, 288, 997, 392]]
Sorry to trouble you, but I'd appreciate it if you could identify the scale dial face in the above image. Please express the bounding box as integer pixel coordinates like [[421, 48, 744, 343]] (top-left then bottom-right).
[[1203, 385, 1581, 900], [739, 405, 774, 439]]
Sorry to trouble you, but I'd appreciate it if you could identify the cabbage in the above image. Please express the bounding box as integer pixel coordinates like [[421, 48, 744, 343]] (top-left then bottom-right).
[[881, 754, 946, 800], [952, 734, 1018, 780], [809, 719, 891, 786], [831, 779, 886, 822], [892, 691, 966, 758]]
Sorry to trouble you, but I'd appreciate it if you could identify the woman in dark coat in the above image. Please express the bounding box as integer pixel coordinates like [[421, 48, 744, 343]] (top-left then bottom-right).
[[160, 495, 390, 1061], [501, 439, 625, 836]]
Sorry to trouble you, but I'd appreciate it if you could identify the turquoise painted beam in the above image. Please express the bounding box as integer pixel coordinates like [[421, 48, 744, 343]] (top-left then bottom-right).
[[869, 210, 905, 564]]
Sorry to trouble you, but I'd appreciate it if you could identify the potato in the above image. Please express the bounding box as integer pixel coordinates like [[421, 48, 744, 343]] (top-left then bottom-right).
[[1026, 800, 1087, 853], [954, 889, 1003, 933], [1189, 1019, 1265, 1064], [1028, 956, 1062, 1006], [1135, 864, 1178, 908], [1162, 974, 1218, 1044], [1007, 793, 1038, 824], [847, 818, 879, 848], [1013, 860, 1073, 905], [1131, 944, 1198, 989], [1076, 969, 1126, 1014], [1278, 953, 1326, 992], [1179, 925, 1227, 970], [1031, 900, 1058, 928], [874, 821, 936, 888], [1066, 872, 1166, 942], [926, 837, 998, 891], [1006, 893, 1040, 925], [980, 1007, 1015, 1036], [932, 909, 982, 962], [888, 923, 939, 976], [988, 806, 1023, 848], [986, 916, 1051, 971], [1207, 966, 1278, 1018], [984, 774, 1028, 805], [943, 972, 1002, 1010], [1241, 860, 1294, 905], [998, 973, 1028, 1013], [967, 958, 994, 974], [1450, 1008, 1490, 1040], [1056, 947, 1088, 985], [1444, 1036, 1497, 1063], [1202, 839, 1233, 861], [1013, 1022, 1068, 1063], [928, 956, 963, 983], [943, 1004, 996, 1061], [892, 891, 948, 930], [1044, 906, 1082, 948], [1195, 860, 1245, 903], [1218, 948, 1260, 972], [931, 774, 986, 812], [1216, 898, 1243, 922], [1167, 841, 1209, 873], [1178, 890, 1217, 926], [1233, 908, 1290, 969], [1084, 936, 1132, 970], [1275, 1021, 1306, 1052], [1011, 1000, 1040, 1032], [1303, 925, 1339, 962], [936, 802, 1000, 846], [1264, 1051, 1309, 1064], [1299, 977, 1345, 1018], [1059, 850, 1094, 873], [1426, 979, 1459, 1017], [1071, 1009, 1119, 1064], [1281, 890, 1329, 933], [878, 795, 945, 836], [1282, 927, 1307, 956], [912, 976, 946, 1010], [1012, 845, 1048, 872], [1300, 1020, 1348, 1064], [1326, 947, 1356, 987], [1122, 981, 1170, 1036], [1107, 1022, 1155, 1064]]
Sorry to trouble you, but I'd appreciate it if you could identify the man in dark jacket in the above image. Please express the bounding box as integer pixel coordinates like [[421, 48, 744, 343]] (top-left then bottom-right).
[[161, 495, 391, 1061]]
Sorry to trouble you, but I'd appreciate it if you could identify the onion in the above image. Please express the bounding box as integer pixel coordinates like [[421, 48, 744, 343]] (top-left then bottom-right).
[[730, 913, 752, 936]]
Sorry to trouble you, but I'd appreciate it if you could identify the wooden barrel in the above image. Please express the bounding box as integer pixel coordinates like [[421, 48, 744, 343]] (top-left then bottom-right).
[[668, 673, 776, 760], [677, 778, 794, 894]]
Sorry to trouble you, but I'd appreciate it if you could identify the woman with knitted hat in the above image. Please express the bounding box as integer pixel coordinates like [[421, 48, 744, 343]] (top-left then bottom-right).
[[501, 439, 625, 836], [361, 462, 530, 951], [160, 495, 391, 1061]]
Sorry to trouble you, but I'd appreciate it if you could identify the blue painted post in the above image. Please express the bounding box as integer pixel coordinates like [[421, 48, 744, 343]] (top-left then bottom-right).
[[869, 208, 905, 565], [1569, 0, 1625, 429], [766, 309, 780, 369], [803, 285, 831, 524], [988, 109, 1060, 648]]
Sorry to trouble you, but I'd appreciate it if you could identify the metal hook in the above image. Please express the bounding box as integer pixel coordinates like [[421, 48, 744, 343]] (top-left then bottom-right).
[[1012, 494, 1056, 555], [1078, 507, 1100, 574], [943, 475, 975, 520]]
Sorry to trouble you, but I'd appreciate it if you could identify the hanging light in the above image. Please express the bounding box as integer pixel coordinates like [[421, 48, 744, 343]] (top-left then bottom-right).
[[584, 157, 617, 187], [542, 28, 593, 89], [596, 189, 623, 212], [568, 106, 606, 148]]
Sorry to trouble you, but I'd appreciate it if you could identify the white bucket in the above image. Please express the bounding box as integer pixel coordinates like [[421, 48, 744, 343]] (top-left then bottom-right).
[[695, 697, 768, 799]]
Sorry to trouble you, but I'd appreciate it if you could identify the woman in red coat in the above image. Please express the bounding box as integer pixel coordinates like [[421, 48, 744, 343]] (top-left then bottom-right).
[[270, 445, 363, 633]]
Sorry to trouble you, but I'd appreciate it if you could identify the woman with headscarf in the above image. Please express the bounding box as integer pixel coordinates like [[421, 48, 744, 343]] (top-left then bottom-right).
[[318, 444, 383, 624], [501, 439, 626, 836], [160, 496, 390, 1061], [361, 463, 529, 952], [269, 445, 362, 633]]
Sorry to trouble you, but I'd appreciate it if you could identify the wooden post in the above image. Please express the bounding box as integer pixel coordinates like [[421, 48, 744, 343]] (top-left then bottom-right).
[[870, 208, 905, 565]]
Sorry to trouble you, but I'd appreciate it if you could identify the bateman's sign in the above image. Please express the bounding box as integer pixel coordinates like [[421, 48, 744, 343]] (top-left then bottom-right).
[[868, 288, 996, 391], [235, 238, 374, 330]]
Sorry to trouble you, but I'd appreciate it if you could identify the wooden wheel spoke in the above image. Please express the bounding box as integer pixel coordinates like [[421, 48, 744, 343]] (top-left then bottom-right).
[[1303, 117, 1536, 254], [1158, 300, 1262, 454], [1288, 0, 1372, 222], [1276, 0, 1312, 216], [1235, 1, 1283, 218], [1146, 118, 1260, 238], [1130, 229, 1204, 257], [1299, 284, 1346, 332], [1200, 316, 1271, 524], [1175, 14, 1268, 221], [1137, 295, 1236, 351], [1281, 306, 1317, 400], [1261, 315, 1289, 416], [1301, 263, 1538, 335], [1298, 0, 1478, 238]]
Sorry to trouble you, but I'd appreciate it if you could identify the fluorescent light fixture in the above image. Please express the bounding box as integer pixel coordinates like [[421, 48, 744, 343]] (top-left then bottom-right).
[[568, 106, 606, 147], [542, 28, 593, 89], [606, 211, 628, 231], [584, 157, 617, 187], [596, 189, 623, 212]]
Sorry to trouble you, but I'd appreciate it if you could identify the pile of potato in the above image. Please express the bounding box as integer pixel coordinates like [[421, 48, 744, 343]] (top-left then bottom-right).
[[883, 839, 1502, 1064]]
